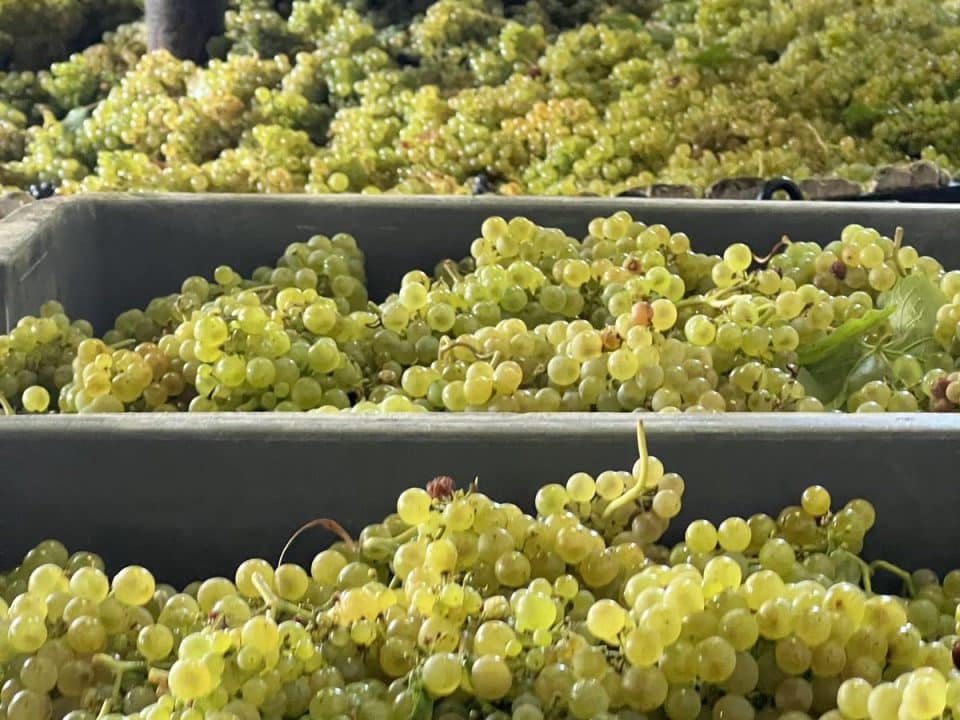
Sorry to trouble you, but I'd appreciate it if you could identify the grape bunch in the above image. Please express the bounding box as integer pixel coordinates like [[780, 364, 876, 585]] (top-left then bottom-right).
[[3, 0, 960, 197], [5, 212, 960, 415], [2, 426, 960, 720]]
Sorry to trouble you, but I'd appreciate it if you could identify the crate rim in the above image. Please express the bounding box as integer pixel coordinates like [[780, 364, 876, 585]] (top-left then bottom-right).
[[1, 412, 960, 438]]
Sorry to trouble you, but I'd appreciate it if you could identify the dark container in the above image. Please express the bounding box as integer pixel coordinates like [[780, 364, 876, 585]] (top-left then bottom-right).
[[1, 195, 958, 584]]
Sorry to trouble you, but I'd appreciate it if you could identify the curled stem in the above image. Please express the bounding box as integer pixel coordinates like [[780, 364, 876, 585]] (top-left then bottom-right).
[[754, 236, 791, 264], [0, 395, 14, 416], [278, 517, 357, 566], [438, 339, 492, 362], [871, 560, 916, 597], [603, 422, 649, 518]]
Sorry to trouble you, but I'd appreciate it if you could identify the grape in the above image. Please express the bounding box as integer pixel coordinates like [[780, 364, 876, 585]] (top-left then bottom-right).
[[421, 653, 461, 697]]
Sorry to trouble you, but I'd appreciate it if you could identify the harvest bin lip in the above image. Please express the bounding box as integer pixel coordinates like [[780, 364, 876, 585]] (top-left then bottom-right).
[[4, 191, 959, 267], [2, 412, 960, 435]]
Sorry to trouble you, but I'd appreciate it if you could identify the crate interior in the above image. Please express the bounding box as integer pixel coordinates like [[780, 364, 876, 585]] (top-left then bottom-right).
[[4, 195, 960, 333]]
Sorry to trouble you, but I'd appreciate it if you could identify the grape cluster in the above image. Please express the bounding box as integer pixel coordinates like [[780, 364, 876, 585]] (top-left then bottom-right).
[[0, 0, 140, 72], [7, 212, 960, 415], [3, 0, 960, 196], [2, 426, 960, 720]]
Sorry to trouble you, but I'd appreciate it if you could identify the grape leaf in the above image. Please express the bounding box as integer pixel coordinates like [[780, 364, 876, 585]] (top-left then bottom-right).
[[409, 685, 433, 720], [597, 12, 646, 31], [878, 273, 945, 364], [62, 105, 93, 133], [796, 306, 894, 366], [845, 352, 889, 396], [693, 43, 734, 68], [797, 273, 945, 407], [796, 306, 893, 406], [842, 102, 884, 134]]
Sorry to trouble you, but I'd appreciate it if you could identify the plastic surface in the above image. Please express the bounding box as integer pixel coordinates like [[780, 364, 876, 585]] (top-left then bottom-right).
[[1, 195, 960, 583], [0, 412, 958, 584], [5, 193, 960, 331]]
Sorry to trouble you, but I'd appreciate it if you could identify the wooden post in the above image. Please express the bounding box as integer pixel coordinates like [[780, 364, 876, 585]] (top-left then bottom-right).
[[145, 0, 225, 62]]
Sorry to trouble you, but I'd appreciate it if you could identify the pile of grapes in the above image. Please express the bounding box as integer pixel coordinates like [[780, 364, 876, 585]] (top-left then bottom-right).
[[2, 427, 960, 720], [0, 0, 140, 72], [4, 211, 960, 415], [3, 0, 960, 196]]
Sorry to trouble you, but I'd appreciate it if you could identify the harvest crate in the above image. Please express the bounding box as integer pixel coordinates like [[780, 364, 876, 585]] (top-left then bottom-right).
[[1, 195, 959, 583], [4, 193, 960, 331], [0, 413, 958, 585]]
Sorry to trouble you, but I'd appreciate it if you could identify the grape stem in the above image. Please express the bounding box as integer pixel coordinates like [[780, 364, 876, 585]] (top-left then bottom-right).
[[675, 284, 756, 311], [870, 559, 916, 597], [833, 549, 876, 594], [251, 572, 313, 622], [278, 517, 357, 566], [753, 236, 791, 264], [93, 654, 147, 713], [362, 524, 420, 557], [147, 667, 169, 691], [892, 226, 906, 276], [0, 394, 13, 416], [440, 260, 463, 286], [438, 338, 495, 363], [602, 421, 648, 518]]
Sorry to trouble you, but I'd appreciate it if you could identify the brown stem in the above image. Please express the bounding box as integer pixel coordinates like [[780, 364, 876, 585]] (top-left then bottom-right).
[[279, 518, 357, 566]]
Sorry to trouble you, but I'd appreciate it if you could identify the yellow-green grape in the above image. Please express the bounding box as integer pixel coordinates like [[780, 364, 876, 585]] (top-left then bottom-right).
[[68, 567, 109, 601], [234, 559, 274, 598], [168, 660, 212, 701], [241, 616, 279, 655], [137, 624, 174, 661], [586, 599, 626, 642], [397, 488, 432, 525], [902, 669, 947, 719], [837, 678, 872, 719], [800, 485, 831, 517], [111, 566, 156, 606], [274, 564, 309, 601], [717, 517, 751, 553], [470, 655, 512, 700], [724, 244, 753, 273], [684, 520, 717, 554], [21, 386, 50, 413], [421, 653, 462, 697]]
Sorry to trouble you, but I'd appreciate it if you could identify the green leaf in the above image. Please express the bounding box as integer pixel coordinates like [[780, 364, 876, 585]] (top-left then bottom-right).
[[845, 352, 889, 396], [797, 273, 946, 406], [62, 105, 93, 133], [878, 273, 945, 364], [842, 102, 884, 134], [796, 306, 893, 406], [597, 12, 646, 31], [409, 687, 433, 720], [692, 43, 734, 69], [796, 306, 894, 366]]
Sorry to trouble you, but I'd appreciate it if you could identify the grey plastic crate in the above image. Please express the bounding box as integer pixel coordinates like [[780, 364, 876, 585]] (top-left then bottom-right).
[[0, 414, 958, 586], [1, 195, 960, 584], [4, 193, 960, 331]]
